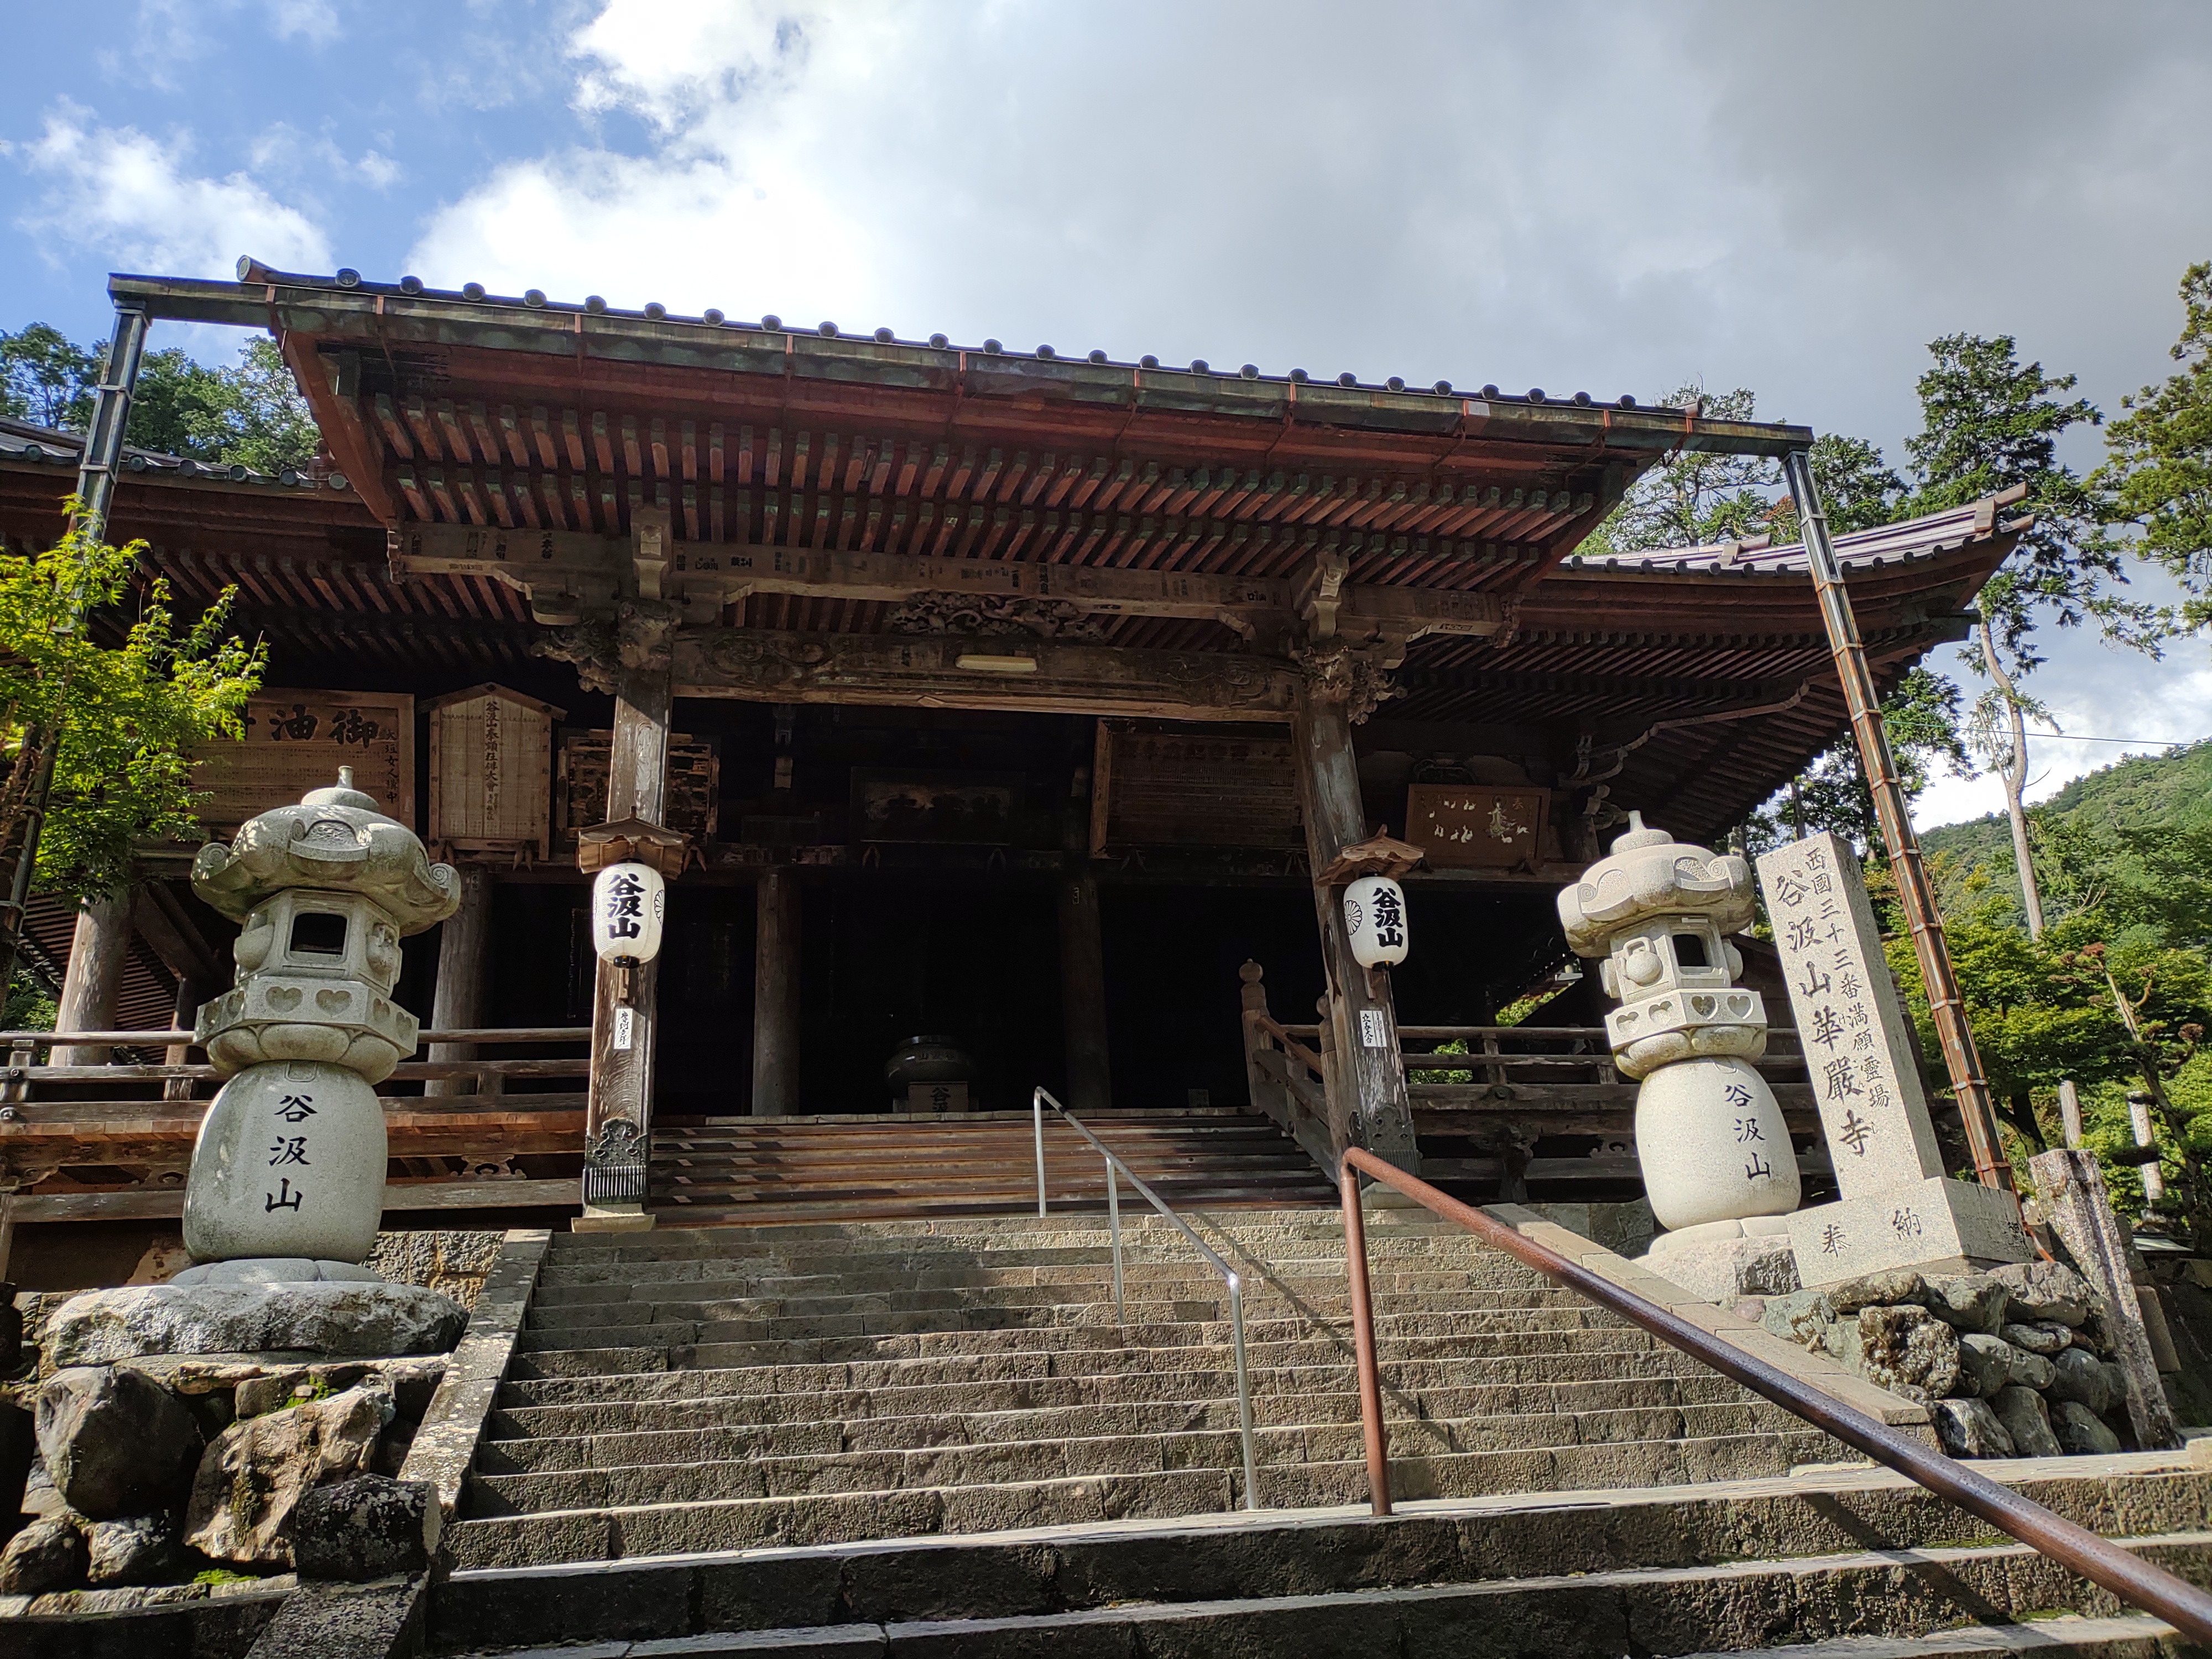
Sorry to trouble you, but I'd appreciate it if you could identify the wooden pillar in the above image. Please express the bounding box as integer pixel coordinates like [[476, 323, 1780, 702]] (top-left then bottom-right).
[[751, 868, 801, 1117], [427, 865, 495, 1099], [164, 974, 215, 1103], [1057, 869, 1112, 1114], [582, 664, 671, 1221], [1292, 697, 1418, 1172], [52, 890, 133, 1066]]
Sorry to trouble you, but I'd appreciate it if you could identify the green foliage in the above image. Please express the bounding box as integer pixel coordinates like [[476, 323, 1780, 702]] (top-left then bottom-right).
[[0, 323, 320, 475], [129, 338, 321, 474], [1408, 1036, 1473, 1085], [1921, 740, 2212, 935], [0, 511, 265, 899], [1587, 385, 1781, 554], [2, 973, 54, 1030], [1768, 432, 1908, 541], [1741, 667, 1970, 855], [1903, 332, 2147, 660], [2093, 260, 2212, 634], [0, 324, 98, 430]]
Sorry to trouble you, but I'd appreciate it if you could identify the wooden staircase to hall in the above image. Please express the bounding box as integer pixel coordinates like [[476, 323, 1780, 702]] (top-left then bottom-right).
[[648, 1106, 1337, 1225]]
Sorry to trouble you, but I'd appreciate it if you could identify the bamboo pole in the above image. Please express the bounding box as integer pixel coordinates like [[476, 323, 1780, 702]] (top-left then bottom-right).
[[1786, 450, 2011, 1192]]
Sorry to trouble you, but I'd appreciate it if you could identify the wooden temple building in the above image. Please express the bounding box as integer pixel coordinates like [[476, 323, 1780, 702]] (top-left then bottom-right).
[[0, 262, 2024, 1282]]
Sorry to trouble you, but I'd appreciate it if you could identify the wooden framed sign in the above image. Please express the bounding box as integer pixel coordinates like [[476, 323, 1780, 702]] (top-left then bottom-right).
[[195, 688, 416, 832], [1405, 784, 1551, 870], [852, 771, 1022, 844], [427, 684, 565, 862], [1091, 722, 1301, 852]]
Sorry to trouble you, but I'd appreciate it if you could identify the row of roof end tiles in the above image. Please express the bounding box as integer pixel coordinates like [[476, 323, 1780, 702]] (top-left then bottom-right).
[[242, 259, 1659, 411]]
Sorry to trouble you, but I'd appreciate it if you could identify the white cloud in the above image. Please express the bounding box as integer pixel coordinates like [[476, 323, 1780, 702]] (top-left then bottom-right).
[[15, 103, 330, 279], [266, 0, 341, 44]]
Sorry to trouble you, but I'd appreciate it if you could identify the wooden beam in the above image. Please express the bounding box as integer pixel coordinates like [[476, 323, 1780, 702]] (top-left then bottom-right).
[[53, 894, 133, 1068], [427, 866, 494, 1098], [673, 629, 1303, 722], [387, 524, 1502, 639]]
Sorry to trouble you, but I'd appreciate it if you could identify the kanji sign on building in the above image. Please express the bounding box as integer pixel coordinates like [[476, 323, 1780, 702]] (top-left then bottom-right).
[[1757, 832, 2030, 1286]]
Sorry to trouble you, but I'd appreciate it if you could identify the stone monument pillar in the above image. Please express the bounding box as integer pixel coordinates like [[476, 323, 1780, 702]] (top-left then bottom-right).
[[1558, 814, 1801, 1292], [173, 768, 461, 1285], [1756, 831, 2030, 1287]]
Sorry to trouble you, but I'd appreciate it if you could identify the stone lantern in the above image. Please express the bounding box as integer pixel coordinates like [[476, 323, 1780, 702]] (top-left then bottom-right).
[[1557, 813, 1800, 1270], [174, 768, 461, 1282]]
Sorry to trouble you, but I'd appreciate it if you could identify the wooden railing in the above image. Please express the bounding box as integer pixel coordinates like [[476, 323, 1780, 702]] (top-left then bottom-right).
[[0, 1026, 592, 1231], [1237, 963, 1343, 1175], [1237, 961, 1823, 1194]]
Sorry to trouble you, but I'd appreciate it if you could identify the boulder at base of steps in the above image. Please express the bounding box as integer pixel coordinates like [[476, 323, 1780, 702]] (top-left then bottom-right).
[[648, 1108, 1337, 1225], [452, 1205, 1861, 1572], [427, 1454, 2212, 1657]]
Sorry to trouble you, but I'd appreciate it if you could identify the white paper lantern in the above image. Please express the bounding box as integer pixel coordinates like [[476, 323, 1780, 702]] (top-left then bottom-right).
[[1343, 874, 1409, 968], [590, 861, 666, 964]]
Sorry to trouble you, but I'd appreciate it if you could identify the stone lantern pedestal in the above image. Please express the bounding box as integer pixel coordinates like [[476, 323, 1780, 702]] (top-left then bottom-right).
[[1558, 814, 1802, 1300]]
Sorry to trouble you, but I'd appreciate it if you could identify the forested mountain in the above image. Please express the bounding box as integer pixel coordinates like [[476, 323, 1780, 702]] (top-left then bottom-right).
[[1922, 740, 2212, 933]]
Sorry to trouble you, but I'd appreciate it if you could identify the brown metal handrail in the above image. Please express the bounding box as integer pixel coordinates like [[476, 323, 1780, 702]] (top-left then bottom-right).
[[1338, 1146, 2212, 1645]]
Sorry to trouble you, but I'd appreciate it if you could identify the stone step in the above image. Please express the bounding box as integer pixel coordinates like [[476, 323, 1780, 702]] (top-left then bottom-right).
[[427, 1459, 2212, 1655], [507, 1323, 1662, 1382], [525, 1262, 1557, 1304], [517, 1299, 1629, 1347], [450, 1428, 1852, 1561], [477, 1397, 1808, 1482], [514, 1296, 1620, 1349], [487, 1370, 1752, 1440], [517, 1276, 1580, 1323], [536, 1219, 1475, 1262], [499, 1344, 1710, 1404]]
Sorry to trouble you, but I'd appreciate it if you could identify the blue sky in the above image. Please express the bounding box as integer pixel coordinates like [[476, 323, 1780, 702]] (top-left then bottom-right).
[[4, 0, 2211, 830]]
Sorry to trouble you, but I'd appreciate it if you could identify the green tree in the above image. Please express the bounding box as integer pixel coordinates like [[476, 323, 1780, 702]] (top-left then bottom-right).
[[2093, 259, 2212, 634], [127, 338, 319, 473], [0, 323, 321, 475], [0, 324, 99, 430], [1588, 384, 1780, 554], [1905, 332, 2147, 658], [0, 508, 266, 899], [1742, 667, 1970, 855], [1767, 432, 1907, 541]]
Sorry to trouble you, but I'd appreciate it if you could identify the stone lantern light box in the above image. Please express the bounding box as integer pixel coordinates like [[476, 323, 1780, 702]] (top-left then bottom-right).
[[1557, 813, 1801, 1273]]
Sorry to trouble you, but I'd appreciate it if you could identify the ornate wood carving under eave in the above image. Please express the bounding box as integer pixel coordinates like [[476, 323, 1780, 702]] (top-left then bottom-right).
[[670, 629, 1303, 722], [883, 591, 1116, 643], [532, 600, 681, 696]]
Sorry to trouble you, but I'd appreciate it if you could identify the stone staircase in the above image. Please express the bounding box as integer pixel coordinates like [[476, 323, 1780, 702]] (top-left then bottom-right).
[[429, 1202, 2212, 1655], [649, 1107, 1336, 1224], [448, 1204, 1854, 1573]]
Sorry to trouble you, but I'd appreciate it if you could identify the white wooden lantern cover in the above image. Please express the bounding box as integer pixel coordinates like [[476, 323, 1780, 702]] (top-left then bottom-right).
[[591, 861, 667, 963], [1343, 874, 1409, 968]]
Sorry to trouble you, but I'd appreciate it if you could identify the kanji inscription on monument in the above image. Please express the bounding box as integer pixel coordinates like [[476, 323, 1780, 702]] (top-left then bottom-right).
[[1758, 831, 1942, 1198], [1756, 832, 2030, 1286]]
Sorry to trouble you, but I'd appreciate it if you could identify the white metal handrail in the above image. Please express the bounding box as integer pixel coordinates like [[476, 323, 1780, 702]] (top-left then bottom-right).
[[1031, 1085, 1259, 1510]]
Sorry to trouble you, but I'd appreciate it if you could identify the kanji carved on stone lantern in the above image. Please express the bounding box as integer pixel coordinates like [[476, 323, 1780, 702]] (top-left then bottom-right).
[[1557, 813, 1800, 1245], [174, 767, 460, 1281]]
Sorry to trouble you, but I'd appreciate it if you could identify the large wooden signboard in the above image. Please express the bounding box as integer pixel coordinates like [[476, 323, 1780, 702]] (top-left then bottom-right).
[[195, 688, 415, 832], [427, 684, 565, 862], [1405, 784, 1550, 870], [1091, 722, 1301, 852], [557, 731, 719, 848]]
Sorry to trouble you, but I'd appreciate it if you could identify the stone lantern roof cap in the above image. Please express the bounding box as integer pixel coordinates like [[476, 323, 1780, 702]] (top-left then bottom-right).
[[1556, 811, 1756, 957], [189, 768, 462, 933]]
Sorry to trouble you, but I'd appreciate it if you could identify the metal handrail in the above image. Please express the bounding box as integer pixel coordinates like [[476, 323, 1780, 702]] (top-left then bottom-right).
[[1338, 1145, 2212, 1645], [1031, 1086, 1260, 1511]]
